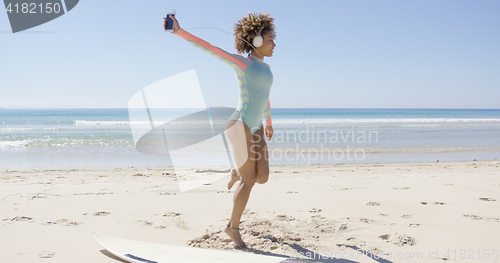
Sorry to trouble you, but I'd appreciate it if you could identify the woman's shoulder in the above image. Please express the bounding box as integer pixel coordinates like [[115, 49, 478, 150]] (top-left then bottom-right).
[[228, 53, 253, 67], [233, 53, 272, 69]]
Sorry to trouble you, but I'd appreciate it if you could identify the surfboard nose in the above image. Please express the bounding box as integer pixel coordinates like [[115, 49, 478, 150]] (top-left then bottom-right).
[[93, 233, 307, 263]]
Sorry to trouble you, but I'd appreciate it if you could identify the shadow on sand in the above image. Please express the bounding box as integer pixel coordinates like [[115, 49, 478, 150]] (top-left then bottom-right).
[[99, 243, 394, 263], [235, 243, 394, 263]]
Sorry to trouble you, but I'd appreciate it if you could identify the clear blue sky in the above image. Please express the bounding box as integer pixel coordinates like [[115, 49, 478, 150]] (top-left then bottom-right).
[[1, 0, 499, 109]]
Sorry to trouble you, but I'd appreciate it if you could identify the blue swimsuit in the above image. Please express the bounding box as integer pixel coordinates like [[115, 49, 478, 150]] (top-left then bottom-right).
[[177, 28, 273, 134]]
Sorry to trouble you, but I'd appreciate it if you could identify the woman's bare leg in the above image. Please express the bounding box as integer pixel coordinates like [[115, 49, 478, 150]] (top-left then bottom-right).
[[223, 120, 257, 248], [253, 126, 270, 184], [227, 125, 268, 189]]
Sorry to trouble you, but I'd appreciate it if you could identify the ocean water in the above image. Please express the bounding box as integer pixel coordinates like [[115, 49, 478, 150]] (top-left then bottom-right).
[[0, 108, 499, 168]]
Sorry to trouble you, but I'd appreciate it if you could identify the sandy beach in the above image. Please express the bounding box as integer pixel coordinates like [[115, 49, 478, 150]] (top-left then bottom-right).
[[1, 160, 499, 262]]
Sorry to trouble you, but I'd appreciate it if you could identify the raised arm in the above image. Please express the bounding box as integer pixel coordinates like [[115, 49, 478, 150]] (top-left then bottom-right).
[[166, 15, 248, 70]]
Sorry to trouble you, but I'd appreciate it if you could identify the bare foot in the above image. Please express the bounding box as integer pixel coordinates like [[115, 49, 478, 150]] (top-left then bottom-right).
[[224, 226, 246, 248], [227, 168, 240, 190]]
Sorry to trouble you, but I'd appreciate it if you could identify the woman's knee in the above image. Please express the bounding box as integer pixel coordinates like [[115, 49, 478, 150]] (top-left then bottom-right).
[[241, 172, 258, 185], [256, 169, 269, 184]]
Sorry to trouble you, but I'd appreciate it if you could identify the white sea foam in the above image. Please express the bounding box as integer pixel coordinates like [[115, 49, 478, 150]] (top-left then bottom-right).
[[273, 118, 500, 124], [75, 120, 218, 127], [72, 118, 500, 126], [0, 140, 30, 148], [0, 128, 62, 132], [398, 124, 441, 127], [0, 128, 35, 132], [74, 120, 133, 126]]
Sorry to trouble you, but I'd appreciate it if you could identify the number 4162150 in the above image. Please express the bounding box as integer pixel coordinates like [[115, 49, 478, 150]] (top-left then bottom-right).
[[5, 3, 62, 14]]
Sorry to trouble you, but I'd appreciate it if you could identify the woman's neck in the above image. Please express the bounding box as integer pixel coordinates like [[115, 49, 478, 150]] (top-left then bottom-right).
[[251, 50, 264, 61]]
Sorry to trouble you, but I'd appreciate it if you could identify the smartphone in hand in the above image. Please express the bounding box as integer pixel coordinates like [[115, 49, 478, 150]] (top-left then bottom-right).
[[164, 11, 175, 32]]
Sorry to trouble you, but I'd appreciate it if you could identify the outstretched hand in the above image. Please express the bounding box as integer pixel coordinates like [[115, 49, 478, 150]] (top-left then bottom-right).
[[265, 125, 273, 141], [163, 15, 180, 33]]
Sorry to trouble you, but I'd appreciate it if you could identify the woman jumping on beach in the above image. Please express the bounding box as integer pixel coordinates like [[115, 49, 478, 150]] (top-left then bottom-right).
[[164, 13, 276, 247]]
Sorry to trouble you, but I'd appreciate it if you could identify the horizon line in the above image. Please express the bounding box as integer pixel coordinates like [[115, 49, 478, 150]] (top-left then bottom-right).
[[2, 107, 500, 110]]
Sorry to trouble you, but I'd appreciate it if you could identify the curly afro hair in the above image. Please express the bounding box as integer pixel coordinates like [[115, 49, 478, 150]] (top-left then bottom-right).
[[234, 12, 276, 54]]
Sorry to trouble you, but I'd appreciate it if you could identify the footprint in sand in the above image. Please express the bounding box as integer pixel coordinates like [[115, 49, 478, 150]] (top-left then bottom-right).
[[174, 218, 190, 230], [261, 234, 279, 242], [92, 212, 110, 216], [38, 252, 55, 258], [379, 233, 416, 246], [462, 214, 500, 222], [74, 192, 113, 196], [422, 201, 445, 205], [163, 212, 181, 217], [338, 223, 348, 231], [392, 187, 410, 190], [359, 218, 371, 223], [463, 214, 482, 220], [276, 215, 295, 221], [30, 193, 48, 199], [138, 220, 153, 226], [159, 192, 177, 195], [43, 219, 81, 226], [7, 216, 32, 222], [243, 209, 257, 215], [379, 234, 390, 240], [479, 197, 496, 201], [250, 230, 260, 236], [401, 215, 412, 219]]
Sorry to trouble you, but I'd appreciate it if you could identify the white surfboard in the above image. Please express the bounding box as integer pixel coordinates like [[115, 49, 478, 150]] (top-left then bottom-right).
[[93, 233, 315, 263]]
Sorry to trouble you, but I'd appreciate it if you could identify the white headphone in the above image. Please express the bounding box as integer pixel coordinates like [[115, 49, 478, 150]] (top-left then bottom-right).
[[252, 26, 264, 48]]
